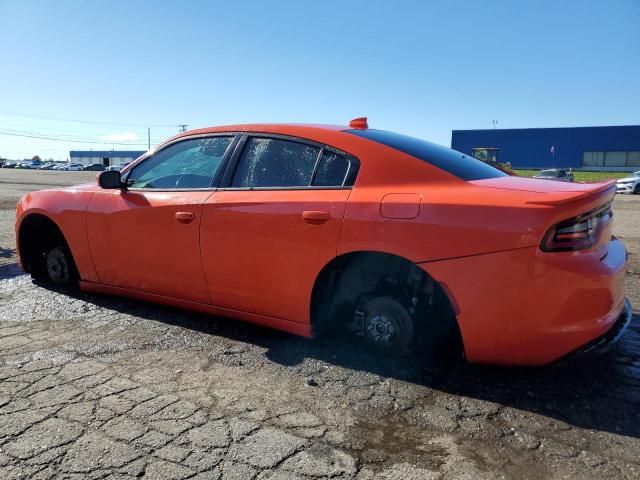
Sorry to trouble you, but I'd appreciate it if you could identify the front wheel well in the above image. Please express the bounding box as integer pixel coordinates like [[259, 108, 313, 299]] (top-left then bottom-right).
[[310, 251, 462, 355], [18, 214, 76, 280]]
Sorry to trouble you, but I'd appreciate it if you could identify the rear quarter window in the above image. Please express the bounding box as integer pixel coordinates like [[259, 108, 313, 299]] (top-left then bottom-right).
[[312, 151, 351, 187], [347, 129, 506, 181]]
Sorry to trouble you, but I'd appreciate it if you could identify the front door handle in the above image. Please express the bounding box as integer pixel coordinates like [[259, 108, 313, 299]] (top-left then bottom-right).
[[175, 211, 195, 223], [302, 210, 329, 224]]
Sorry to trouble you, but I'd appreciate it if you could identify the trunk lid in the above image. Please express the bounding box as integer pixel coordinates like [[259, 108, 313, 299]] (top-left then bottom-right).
[[470, 176, 616, 205], [470, 175, 617, 256]]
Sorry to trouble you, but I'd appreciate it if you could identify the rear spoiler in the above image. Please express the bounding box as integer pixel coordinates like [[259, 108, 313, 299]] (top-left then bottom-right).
[[525, 180, 616, 206]]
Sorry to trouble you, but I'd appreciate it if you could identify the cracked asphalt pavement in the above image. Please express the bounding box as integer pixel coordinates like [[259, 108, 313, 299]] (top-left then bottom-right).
[[0, 170, 639, 479]]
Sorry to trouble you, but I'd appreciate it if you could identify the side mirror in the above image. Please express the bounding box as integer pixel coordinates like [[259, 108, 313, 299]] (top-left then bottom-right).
[[98, 170, 122, 189]]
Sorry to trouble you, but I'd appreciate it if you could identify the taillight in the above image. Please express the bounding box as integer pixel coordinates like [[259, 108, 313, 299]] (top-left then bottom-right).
[[541, 203, 612, 252]]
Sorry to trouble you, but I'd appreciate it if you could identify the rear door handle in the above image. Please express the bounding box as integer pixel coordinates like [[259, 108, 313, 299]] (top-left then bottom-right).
[[175, 211, 195, 223], [302, 210, 329, 223]]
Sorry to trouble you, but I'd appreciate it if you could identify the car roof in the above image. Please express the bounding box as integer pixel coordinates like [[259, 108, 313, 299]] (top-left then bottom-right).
[[189, 123, 348, 134], [162, 123, 351, 147], [126, 122, 467, 186]]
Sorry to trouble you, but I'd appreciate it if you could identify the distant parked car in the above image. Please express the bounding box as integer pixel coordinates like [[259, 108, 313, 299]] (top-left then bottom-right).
[[616, 171, 640, 194], [54, 163, 84, 171], [533, 169, 574, 182], [106, 165, 122, 171], [2, 161, 17, 168], [17, 161, 43, 169], [38, 162, 57, 170], [83, 164, 106, 171]]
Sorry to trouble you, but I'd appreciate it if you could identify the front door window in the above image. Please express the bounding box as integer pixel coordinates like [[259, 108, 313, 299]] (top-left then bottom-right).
[[127, 136, 233, 189]]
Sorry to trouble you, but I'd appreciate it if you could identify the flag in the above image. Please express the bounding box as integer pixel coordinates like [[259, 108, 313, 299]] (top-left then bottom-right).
[[550, 145, 555, 154]]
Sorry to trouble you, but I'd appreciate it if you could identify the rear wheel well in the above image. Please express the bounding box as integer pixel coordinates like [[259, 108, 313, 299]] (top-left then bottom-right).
[[310, 251, 462, 355], [18, 214, 76, 281]]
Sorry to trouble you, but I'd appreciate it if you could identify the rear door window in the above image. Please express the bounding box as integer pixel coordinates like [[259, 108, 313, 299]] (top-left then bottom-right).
[[231, 138, 320, 188]]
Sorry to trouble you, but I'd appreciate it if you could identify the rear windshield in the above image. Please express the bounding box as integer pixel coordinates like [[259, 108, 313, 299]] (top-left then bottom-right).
[[346, 129, 506, 181]]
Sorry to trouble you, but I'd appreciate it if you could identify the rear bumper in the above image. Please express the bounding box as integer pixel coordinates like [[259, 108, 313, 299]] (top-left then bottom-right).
[[422, 237, 629, 365], [565, 298, 633, 358]]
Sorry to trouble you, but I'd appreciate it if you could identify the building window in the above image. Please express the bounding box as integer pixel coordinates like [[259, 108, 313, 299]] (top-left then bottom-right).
[[583, 151, 640, 168], [604, 151, 626, 167], [582, 151, 604, 167], [628, 151, 640, 167]]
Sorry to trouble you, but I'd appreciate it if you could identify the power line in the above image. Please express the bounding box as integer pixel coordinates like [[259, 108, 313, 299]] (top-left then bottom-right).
[[0, 123, 170, 142], [0, 126, 166, 144], [0, 110, 181, 128], [0, 130, 151, 146], [0, 127, 135, 142], [0, 128, 157, 144]]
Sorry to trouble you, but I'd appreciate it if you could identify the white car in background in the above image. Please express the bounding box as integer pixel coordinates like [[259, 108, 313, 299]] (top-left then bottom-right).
[[53, 163, 84, 171], [106, 162, 132, 171], [616, 171, 640, 194]]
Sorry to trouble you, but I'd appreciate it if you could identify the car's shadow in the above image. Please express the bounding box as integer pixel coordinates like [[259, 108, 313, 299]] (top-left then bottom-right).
[[0, 260, 23, 280], [12, 276, 640, 440]]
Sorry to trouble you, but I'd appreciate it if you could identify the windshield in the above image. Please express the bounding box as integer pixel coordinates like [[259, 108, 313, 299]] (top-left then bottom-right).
[[346, 129, 506, 181], [538, 170, 556, 177]]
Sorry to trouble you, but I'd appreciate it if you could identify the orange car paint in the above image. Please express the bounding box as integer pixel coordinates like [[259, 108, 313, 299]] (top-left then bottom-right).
[[86, 189, 214, 304], [200, 188, 351, 322], [15, 123, 629, 365]]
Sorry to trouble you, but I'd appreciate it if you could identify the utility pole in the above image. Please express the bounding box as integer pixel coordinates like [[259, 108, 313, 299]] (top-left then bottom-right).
[[178, 124, 188, 133], [147, 127, 151, 150]]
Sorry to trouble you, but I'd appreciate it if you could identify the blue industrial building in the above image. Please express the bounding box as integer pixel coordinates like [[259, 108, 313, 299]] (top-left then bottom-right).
[[451, 125, 640, 172]]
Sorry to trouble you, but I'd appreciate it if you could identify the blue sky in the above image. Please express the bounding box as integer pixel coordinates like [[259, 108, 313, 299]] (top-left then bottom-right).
[[0, 0, 638, 160]]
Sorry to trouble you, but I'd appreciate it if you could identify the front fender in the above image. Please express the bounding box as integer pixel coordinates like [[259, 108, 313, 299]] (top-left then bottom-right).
[[16, 187, 99, 282]]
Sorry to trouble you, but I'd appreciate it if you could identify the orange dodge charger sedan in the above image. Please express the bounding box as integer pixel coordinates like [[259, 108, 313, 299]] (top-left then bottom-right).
[[15, 118, 632, 365]]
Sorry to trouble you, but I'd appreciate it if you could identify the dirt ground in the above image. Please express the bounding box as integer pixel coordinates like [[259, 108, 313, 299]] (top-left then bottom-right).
[[0, 169, 639, 480]]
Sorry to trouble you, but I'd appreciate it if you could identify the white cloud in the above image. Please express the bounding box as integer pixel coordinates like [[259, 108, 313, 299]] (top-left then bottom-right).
[[101, 132, 139, 142]]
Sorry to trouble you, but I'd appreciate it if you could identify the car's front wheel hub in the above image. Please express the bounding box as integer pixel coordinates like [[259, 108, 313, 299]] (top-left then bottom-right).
[[46, 248, 70, 284]]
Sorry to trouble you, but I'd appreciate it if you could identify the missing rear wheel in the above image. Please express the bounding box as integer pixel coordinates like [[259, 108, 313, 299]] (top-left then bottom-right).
[[362, 297, 414, 356]]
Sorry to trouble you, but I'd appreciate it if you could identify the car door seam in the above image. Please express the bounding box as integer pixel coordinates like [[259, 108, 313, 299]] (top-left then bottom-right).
[[198, 190, 217, 304], [84, 191, 102, 284], [334, 186, 356, 257]]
